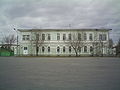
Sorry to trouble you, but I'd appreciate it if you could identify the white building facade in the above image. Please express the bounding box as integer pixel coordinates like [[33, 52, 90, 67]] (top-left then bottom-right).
[[18, 29, 111, 56]]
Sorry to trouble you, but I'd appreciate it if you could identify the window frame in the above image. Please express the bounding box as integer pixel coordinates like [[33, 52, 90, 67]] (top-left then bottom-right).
[[84, 46, 87, 53], [57, 46, 60, 53], [63, 46, 65, 53], [57, 33, 60, 40], [69, 33, 71, 40], [48, 34, 51, 40], [42, 34, 45, 40]]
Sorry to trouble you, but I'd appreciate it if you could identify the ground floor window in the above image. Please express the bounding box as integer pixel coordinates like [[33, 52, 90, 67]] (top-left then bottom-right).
[[57, 46, 60, 53], [90, 46, 93, 53], [48, 47, 50, 53], [42, 46, 45, 53], [84, 46, 87, 53], [78, 47, 81, 53], [63, 46, 65, 53], [69, 46, 71, 53]]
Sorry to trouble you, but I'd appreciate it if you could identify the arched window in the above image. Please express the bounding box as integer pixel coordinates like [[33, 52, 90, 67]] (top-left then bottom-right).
[[42, 46, 45, 53], [84, 46, 87, 52], [57, 46, 60, 53], [63, 46, 65, 53], [90, 46, 93, 53], [69, 46, 71, 53], [48, 46, 50, 52]]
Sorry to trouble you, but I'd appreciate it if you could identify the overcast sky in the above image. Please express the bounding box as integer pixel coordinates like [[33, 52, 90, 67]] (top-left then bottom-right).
[[0, 0, 120, 42]]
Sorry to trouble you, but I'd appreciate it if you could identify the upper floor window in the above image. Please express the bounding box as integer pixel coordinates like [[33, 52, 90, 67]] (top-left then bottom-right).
[[63, 34, 66, 40], [99, 34, 107, 41], [48, 46, 50, 52], [22, 35, 26, 40], [57, 33, 60, 40], [69, 33, 71, 40], [78, 33, 81, 40], [99, 34, 102, 41], [22, 35, 30, 41], [84, 46, 87, 52], [48, 34, 51, 40], [103, 34, 107, 41], [89, 34, 93, 41], [36, 34, 39, 41], [42, 34, 45, 40], [63, 46, 65, 53], [84, 33, 87, 41]]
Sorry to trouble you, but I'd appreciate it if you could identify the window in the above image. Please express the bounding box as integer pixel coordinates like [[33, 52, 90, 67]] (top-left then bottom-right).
[[48, 46, 50, 52], [84, 46, 87, 52], [22, 35, 30, 41], [63, 46, 65, 53], [99, 34, 107, 41], [69, 33, 71, 40], [24, 47, 27, 50], [57, 46, 60, 53], [42, 34, 45, 40], [36, 34, 39, 40], [84, 33, 87, 41], [103, 34, 107, 41], [69, 46, 71, 53], [99, 34, 102, 41], [22, 35, 26, 40], [89, 34, 93, 41], [78, 33, 81, 40], [48, 34, 51, 40], [78, 46, 81, 53], [57, 33, 60, 40], [42, 46, 45, 53], [26, 35, 30, 40], [63, 34, 66, 40], [90, 46, 93, 52]]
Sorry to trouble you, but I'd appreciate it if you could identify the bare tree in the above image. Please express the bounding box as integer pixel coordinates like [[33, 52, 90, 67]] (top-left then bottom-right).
[[65, 33, 85, 56], [1, 34, 16, 50], [92, 31, 108, 56], [108, 38, 113, 55], [116, 38, 120, 56], [31, 32, 44, 56]]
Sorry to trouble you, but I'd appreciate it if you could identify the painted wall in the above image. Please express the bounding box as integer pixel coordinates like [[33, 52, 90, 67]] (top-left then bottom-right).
[[18, 29, 109, 56]]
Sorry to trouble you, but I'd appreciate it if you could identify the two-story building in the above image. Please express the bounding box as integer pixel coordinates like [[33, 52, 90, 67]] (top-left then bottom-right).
[[18, 29, 111, 56]]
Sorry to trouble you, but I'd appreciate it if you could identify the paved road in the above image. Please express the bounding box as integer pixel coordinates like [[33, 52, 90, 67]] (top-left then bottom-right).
[[0, 57, 120, 90]]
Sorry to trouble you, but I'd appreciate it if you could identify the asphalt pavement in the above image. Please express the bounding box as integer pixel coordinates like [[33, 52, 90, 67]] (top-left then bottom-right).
[[0, 57, 120, 90]]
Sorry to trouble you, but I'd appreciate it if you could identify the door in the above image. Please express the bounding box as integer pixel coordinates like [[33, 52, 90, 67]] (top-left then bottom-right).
[[23, 47, 28, 55]]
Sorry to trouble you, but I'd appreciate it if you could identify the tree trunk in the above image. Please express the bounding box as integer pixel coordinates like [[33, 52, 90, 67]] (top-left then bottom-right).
[[75, 50, 78, 56]]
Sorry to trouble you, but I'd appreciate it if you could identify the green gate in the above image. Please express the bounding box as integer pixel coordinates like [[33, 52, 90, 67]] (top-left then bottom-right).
[[0, 49, 14, 56]]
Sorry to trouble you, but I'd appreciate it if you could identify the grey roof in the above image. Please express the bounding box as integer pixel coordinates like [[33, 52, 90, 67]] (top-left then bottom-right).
[[18, 28, 112, 32]]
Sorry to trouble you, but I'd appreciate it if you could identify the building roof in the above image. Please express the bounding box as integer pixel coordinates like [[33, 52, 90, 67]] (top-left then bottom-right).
[[18, 29, 112, 32]]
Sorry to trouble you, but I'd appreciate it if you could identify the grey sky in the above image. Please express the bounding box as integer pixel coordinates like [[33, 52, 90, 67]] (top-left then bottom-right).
[[0, 0, 120, 42]]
